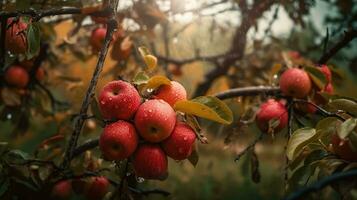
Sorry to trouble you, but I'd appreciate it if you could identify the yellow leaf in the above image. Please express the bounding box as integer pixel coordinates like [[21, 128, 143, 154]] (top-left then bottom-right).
[[174, 96, 233, 125], [145, 75, 171, 90], [144, 55, 157, 70]]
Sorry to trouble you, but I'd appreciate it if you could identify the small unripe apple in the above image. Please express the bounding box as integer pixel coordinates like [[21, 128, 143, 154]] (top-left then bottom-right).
[[99, 120, 138, 161], [162, 123, 196, 160], [5, 65, 29, 88], [319, 65, 332, 83], [256, 99, 288, 134], [98, 80, 141, 120], [90, 27, 107, 52], [133, 144, 168, 180], [86, 176, 109, 200], [279, 68, 312, 98], [36, 67, 45, 81], [134, 99, 176, 142], [5, 18, 28, 54], [51, 180, 72, 199], [154, 81, 187, 107], [331, 134, 357, 162]]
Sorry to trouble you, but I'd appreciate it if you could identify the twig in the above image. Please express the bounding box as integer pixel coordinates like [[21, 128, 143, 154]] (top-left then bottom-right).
[[214, 86, 281, 100], [292, 99, 345, 121], [0, 7, 81, 19], [318, 28, 357, 64], [0, 17, 6, 69], [284, 169, 357, 200], [235, 132, 263, 162], [71, 138, 99, 158], [61, 7, 118, 168], [35, 81, 69, 112], [284, 99, 294, 191]]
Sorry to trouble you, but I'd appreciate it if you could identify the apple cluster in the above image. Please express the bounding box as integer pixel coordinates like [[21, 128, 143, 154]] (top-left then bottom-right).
[[255, 66, 334, 134], [98, 80, 196, 180], [51, 176, 110, 200]]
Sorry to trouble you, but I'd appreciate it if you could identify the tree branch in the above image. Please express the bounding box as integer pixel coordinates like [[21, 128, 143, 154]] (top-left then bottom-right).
[[61, 5, 118, 168], [214, 86, 280, 100], [284, 169, 357, 200], [71, 138, 99, 158], [318, 28, 357, 64], [293, 99, 345, 121], [234, 132, 263, 162]]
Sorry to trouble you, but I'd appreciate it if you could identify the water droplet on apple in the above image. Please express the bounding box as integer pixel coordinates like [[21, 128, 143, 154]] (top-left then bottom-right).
[[136, 176, 145, 183], [109, 97, 113, 101], [183, 136, 188, 141], [100, 100, 105, 105]]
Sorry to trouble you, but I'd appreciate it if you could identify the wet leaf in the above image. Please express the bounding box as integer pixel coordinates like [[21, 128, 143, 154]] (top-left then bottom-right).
[[145, 75, 171, 90], [305, 66, 327, 90], [26, 23, 41, 59], [286, 128, 319, 160], [329, 99, 357, 116], [187, 147, 199, 167], [132, 71, 149, 85], [337, 118, 357, 139], [174, 96, 233, 125]]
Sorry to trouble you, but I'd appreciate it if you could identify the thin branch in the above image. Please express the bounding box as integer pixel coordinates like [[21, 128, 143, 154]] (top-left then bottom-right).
[[214, 86, 280, 100], [0, 7, 81, 19], [36, 81, 69, 112], [318, 28, 357, 64], [293, 99, 345, 121], [0, 17, 6, 69], [284, 169, 357, 200], [235, 132, 263, 162], [61, 8, 118, 168], [71, 138, 99, 158]]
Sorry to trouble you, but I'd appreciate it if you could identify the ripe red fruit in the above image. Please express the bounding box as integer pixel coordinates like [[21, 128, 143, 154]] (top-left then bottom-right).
[[324, 83, 334, 94], [5, 65, 29, 88], [71, 178, 88, 195], [5, 18, 28, 54], [90, 27, 107, 52], [319, 65, 332, 83], [256, 99, 288, 134], [36, 67, 45, 81], [51, 180, 72, 199], [98, 80, 141, 120], [133, 144, 168, 180], [134, 99, 176, 142], [162, 123, 196, 160], [155, 81, 187, 107], [99, 120, 138, 161], [279, 68, 312, 98], [331, 134, 357, 162], [86, 177, 109, 200]]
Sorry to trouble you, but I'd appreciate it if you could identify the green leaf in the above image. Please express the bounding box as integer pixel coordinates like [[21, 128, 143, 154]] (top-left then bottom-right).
[[5, 149, 30, 164], [16, 1, 30, 10], [26, 23, 41, 59], [286, 128, 319, 160], [187, 148, 199, 167], [337, 118, 357, 139], [132, 71, 149, 85], [305, 66, 327, 90], [174, 96, 233, 124], [329, 99, 357, 116]]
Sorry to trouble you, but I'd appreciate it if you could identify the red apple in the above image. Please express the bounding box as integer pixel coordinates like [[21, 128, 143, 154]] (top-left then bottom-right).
[[90, 27, 107, 52], [5, 65, 29, 88], [86, 177, 109, 200], [36, 67, 45, 81], [331, 134, 357, 162], [71, 178, 88, 195], [279, 68, 312, 98], [134, 99, 176, 142], [162, 123, 196, 160], [154, 81, 187, 107], [98, 80, 141, 120], [324, 83, 334, 94], [133, 144, 168, 180], [99, 120, 138, 161], [256, 99, 288, 134], [5, 18, 28, 54], [51, 180, 72, 199]]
